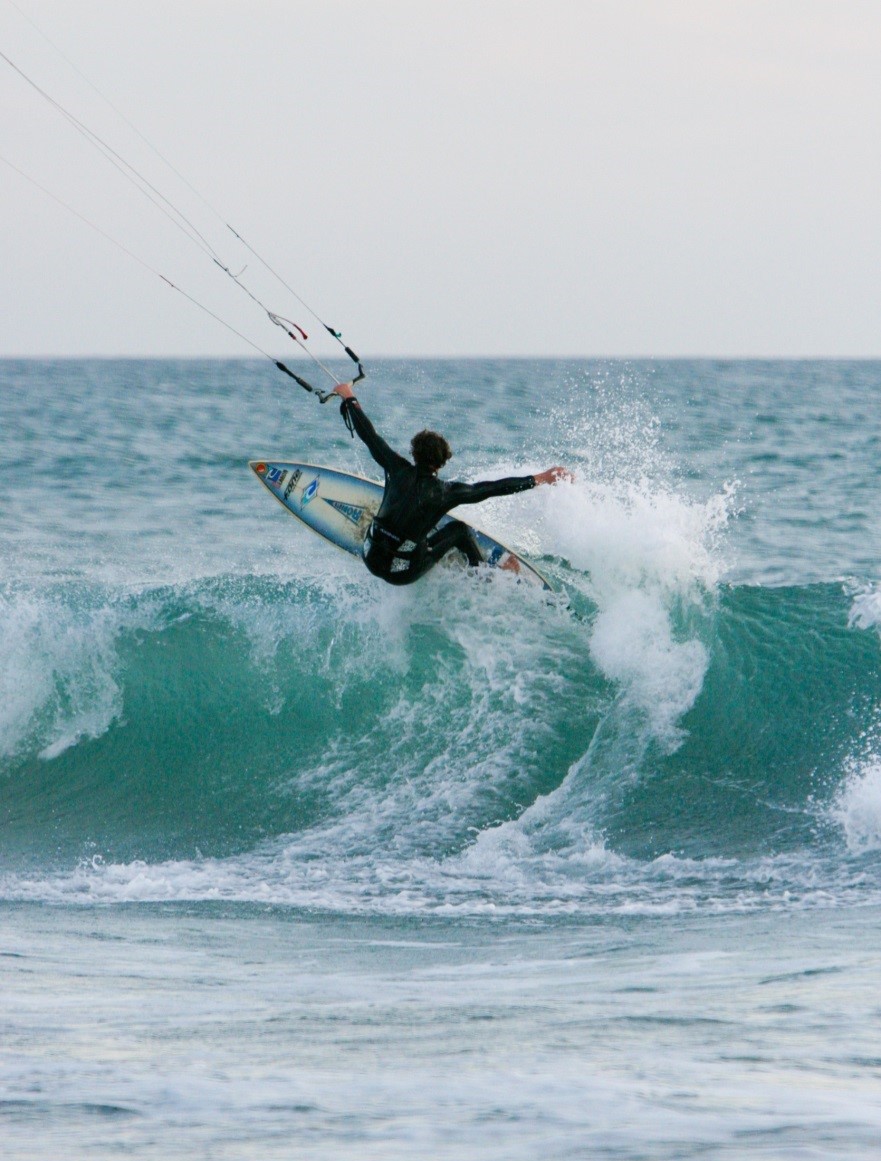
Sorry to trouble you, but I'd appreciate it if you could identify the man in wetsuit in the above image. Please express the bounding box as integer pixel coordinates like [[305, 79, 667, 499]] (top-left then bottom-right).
[[333, 381, 572, 586]]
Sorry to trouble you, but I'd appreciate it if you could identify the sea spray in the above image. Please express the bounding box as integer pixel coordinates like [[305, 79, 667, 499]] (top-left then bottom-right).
[[834, 758, 881, 854], [848, 584, 881, 635], [0, 581, 140, 763]]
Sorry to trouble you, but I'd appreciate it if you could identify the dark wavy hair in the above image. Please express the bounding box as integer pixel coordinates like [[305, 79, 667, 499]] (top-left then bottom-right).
[[410, 429, 452, 471]]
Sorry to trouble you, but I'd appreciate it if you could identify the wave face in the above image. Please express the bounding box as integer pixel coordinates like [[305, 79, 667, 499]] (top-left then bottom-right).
[[2, 570, 880, 914], [2, 358, 881, 914]]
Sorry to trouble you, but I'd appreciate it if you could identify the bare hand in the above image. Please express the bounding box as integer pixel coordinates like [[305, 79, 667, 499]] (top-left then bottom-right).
[[534, 465, 574, 486], [333, 381, 356, 400]]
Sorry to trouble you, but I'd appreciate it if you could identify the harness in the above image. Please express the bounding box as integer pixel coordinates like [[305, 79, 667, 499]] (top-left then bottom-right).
[[364, 520, 419, 568]]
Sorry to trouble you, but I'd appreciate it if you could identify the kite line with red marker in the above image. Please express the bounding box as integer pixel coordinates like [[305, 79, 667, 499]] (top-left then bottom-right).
[[0, 34, 364, 403]]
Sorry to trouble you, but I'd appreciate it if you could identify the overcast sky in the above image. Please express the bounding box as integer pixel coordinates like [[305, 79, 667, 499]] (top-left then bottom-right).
[[2, 0, 880, 358]]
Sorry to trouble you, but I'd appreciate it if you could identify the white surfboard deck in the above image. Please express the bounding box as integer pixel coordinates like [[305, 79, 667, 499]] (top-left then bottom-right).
[[249, 460, 552, 591]]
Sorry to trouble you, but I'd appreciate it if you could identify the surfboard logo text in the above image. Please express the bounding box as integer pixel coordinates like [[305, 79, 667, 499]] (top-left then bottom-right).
[[325, 498, 366, 526], [301, 477, 320, 508], [283, 469, 302, 501]]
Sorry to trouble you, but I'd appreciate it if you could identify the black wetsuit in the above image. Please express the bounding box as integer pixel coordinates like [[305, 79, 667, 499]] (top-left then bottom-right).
[[341, 398, 536, 586]]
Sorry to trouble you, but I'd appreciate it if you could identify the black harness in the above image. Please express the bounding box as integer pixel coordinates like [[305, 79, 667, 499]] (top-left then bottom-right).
[[364, 519, 417, 562]]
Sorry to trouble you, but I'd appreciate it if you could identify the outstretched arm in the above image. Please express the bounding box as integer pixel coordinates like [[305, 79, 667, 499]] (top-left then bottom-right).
[[447, 465, 574, 506], [332, 382, 407, 474]]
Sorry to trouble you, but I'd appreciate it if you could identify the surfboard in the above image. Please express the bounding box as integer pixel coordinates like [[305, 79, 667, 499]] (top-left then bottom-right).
[[249, 460, 552, 590]]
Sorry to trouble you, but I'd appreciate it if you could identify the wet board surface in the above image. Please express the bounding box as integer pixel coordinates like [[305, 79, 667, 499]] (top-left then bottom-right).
[[250, 460, 552, 590]]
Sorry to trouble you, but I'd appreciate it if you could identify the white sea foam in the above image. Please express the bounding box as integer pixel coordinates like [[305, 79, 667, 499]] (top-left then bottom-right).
[[531, 466, 728, 747], [430, 398, 736, 867], [0, 587, 130, 761], [1, 834, 874, 917], [833, 757, 881, 854], [848, 585, 881, 634], [539, 475, 729, 747], [834, 591, 881, 855], [455, 446, 730, 752]]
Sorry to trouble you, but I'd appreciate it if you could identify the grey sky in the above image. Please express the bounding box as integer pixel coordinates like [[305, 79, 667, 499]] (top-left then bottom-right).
[[2, 0, 880, 358]]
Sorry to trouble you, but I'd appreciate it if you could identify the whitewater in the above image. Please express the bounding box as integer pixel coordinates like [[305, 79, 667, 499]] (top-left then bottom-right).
[[2, 357, 881, 1158]]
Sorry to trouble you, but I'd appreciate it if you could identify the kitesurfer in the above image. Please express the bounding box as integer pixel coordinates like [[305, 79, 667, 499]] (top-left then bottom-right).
[[333, 382, 572, 586]]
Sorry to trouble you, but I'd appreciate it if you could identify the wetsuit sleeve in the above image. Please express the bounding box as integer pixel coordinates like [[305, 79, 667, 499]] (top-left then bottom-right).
[[444, 475, 536, 506], [340, 399, 408, 473]]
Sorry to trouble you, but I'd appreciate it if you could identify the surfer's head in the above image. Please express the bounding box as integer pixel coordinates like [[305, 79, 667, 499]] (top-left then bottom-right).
[[411, 430, 452, 473]]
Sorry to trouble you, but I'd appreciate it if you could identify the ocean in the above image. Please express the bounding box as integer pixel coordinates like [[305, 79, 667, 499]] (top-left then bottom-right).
[[2, 357, 880, 1158]]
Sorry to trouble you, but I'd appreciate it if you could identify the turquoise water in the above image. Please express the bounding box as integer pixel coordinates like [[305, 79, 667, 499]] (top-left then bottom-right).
[[2, 358, 881, 1157]]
